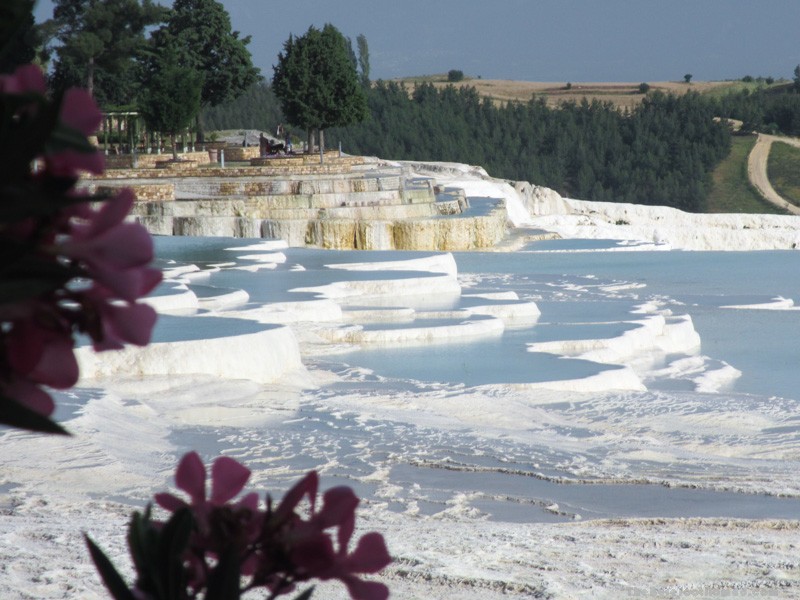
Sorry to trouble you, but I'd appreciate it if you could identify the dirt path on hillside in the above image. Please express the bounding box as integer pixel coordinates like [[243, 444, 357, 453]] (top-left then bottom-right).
[[747, 134, 800, 215]]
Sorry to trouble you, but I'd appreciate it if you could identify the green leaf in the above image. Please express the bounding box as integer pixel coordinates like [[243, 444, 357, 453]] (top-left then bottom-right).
[[158, 508, 193, 600], [0, 183, 91, 223], [47, 123, 99, 155], [0, 396, 69, 435], [127, 508, 166, 598], [0, 278, 65, 305], [84, 535, 138, 600], [205, 547, 241, 600]]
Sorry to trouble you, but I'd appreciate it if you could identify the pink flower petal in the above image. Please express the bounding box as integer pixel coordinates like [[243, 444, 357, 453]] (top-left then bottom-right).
[[138, 268, 163, 296], [342, 576, 389, 600], [238, 491, 260, 512], [83, 189, 135, 238], [107, 302, 157, 346], [3, 379, 55, 417], [345, 533, 392, 573], [154, 492, 187, 512], [175, 452, 207, 504], [91, 301, 157, 351], [90, 264, 162, 302], [291, 534, 336, 575], [275, 471, 318, 520], [316, 486, 359, 529], [31, 335, 79, 388], [337, 513, 356, 552], [0, 64, 46, 94], [210, 456, 251, 504], [90, 223, 155, 268], [8, 322, 78, 389], [60, 88, 102, 136]]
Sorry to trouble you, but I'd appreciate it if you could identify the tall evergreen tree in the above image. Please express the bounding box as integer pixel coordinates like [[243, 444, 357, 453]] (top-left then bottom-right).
[[48, 0, 168, 106], [0, 0, 38, 73], [272, 24, 368, 155], [356, 33, 370, 86], [138, 37, 203, 160], [158, 0, 260, 141]]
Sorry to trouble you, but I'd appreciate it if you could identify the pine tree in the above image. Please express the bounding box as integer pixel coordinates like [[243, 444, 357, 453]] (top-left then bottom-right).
[[48, 0, 168, 106], [138, 37, 202, 160], [157, 0, 260, 141], [272, 24, 368, 155]]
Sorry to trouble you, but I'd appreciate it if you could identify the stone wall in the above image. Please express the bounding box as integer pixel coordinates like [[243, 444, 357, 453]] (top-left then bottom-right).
[[223, 147, 261, 161], [96, 183, 174, 202], [91, 163, 358, 180], [105, 151, 212, 170], [250, 154, 365, 168]]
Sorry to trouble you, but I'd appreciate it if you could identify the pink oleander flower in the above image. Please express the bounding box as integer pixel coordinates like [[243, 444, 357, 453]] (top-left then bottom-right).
[[59, 188, 162, 301], [0, 63, 46, 95], [46, 87, 105, 177], [272, 473, 391, 600], [0, 62, 161, 435], [81, 287, 158, 351], [156, 451, 259, 525], [60, 88, 103, 136], [155, 452, 263, 591], [1, 376, 55, 417], [6, 317, 79, 389], [151, 453, 391, 600]]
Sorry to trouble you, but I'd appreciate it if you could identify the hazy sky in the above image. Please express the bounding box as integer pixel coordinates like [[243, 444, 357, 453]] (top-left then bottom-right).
[[33, 0, 800, 83]]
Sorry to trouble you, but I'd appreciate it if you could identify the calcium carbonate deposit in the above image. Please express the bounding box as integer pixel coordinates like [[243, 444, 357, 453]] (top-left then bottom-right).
[[1, 167, 800, 599]]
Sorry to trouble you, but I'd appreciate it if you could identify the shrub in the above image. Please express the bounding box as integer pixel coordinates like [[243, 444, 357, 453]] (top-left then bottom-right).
[[447, 69, 464, 82]]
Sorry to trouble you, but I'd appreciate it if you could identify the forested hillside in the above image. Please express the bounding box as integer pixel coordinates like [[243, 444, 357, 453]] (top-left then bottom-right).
[[716, 87, 800, 135], [202, 81, 285, 134], [334, 83, 732, 212], [204, 80, 746, 212]]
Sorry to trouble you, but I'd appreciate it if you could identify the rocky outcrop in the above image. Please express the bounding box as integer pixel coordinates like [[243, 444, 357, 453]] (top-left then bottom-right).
[[513, 180, 570, 216]]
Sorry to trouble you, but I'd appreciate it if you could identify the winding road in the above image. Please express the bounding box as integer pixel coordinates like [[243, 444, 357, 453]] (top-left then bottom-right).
[[747, 133, 800, 215]]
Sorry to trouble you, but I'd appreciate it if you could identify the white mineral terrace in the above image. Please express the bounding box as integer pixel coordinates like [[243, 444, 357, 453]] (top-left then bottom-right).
[[4, 160, 800, 600]]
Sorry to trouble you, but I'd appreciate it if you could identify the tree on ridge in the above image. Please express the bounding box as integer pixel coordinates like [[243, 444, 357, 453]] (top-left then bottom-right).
[[356, 33, 370, 86], [48, 0, 168, 106], [156, 0, 260, 142], [272, 23, 368, 158], [138, 36, 203, 160], [0, 0, 39, 74]]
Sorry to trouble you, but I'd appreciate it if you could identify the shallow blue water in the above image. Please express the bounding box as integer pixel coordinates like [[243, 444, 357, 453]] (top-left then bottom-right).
[[153, 238, 800, 401], [455, 246, 800, 400], [146, 237, 800, 522]]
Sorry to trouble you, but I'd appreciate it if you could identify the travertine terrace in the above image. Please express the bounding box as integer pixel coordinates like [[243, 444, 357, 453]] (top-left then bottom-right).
[[85, 149, 509, 251]]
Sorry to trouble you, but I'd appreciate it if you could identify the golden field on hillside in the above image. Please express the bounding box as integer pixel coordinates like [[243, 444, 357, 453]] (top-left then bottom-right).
[[396, 77, 779, 109]]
